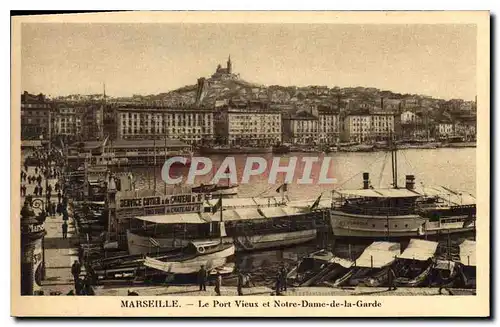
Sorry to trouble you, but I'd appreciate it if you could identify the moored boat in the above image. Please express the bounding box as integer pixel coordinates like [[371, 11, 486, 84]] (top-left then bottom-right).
[[334, 241, 401, 287], [127, 205, 322, 255], [458, 239, 476, 288], [393, 239, 438, 287]]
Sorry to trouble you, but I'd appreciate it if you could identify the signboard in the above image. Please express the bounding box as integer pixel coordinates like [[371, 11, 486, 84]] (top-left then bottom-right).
[[117, 193, 203, 209], [33, 238, 43, 292]]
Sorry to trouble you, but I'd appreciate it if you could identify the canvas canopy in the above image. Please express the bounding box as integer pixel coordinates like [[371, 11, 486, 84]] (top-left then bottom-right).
[[336, 188, 421, 199], [354, 242, 401, 268], [459, 240, 476, 267], [202, 208, 263, 222], [397, 239, 438, 261], [135, 213, 206, 224]]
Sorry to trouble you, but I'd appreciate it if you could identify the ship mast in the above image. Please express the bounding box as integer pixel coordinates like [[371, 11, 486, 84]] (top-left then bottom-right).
[[390, 130, 398, 189]]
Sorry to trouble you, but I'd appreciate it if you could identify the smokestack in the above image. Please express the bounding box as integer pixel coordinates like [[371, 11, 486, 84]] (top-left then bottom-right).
[[405, 175, 415, 190], [363, 172, 370, 189]]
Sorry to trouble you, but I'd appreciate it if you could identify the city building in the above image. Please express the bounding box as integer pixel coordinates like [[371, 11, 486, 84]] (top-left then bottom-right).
[[81, 104, 104, 141], [215, 100, 281, 146], [341, 113, 372, 143], [285, 109, 319, 145], [52, 104, 83, 141], [454, 116, 476, 141], [437, 120, 454, 138], [341, 111, 395, 143], [370, 111, 395, 140], [317, 107, 340, 144], [115, 106, 214, 145], [21, 92, 53, 141]]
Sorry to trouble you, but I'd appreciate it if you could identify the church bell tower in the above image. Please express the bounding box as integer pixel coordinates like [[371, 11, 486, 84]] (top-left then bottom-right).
[[227, 55, 232, 74]]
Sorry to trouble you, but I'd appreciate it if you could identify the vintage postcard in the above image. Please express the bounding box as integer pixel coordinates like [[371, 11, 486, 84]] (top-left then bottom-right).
[[11, 11, 490, 317]]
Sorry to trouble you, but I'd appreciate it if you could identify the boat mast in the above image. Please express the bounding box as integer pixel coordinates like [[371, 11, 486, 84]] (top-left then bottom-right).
[[219, 193, 223, 245], [390, 130, 398, 189], [153, 137, 157, 192]]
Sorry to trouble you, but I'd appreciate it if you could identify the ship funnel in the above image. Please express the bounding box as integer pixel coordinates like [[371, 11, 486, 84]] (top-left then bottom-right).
[[405, 175, 415, 190], [363, 172, 370, 189]]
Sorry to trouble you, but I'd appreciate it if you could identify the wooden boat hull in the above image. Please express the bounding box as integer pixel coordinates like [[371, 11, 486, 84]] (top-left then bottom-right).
[[143, 245, 235, 275], [127, 229, 317, 255], [330, 211, 475, 239]]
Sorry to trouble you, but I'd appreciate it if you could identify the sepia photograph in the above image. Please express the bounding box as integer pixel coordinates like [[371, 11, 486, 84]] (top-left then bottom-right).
[[10, 11, 490, 317]]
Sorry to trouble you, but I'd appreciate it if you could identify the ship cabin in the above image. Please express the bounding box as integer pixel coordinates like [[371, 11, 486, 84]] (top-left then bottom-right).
[[332, 173, 422, 216]]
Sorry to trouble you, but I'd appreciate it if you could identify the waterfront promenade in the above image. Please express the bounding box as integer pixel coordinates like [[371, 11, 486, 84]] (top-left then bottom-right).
[[95, 284, 475, 297], [22, 164, 81, 295]]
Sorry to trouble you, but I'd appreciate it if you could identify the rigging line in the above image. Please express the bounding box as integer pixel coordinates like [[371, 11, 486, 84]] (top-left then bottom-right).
[[378, 151, 389, 188], [400, 149, 417, 176], [336, 152, 386, 189]]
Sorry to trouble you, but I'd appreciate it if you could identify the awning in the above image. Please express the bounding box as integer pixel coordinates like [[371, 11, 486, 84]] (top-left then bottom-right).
[[252, 197, 283, 206], [336, 188, 421, 198], [354, 242, 401, 268], [205, 197, 257, 208], [258, 207, 288, 218], [459, 240, 476, 266], [202, 208, 263, 222], [135, 213, 206, 224], [397, 239, 438, 261]]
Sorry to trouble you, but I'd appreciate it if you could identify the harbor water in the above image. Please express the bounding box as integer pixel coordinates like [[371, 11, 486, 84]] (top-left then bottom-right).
[[126, 148, 476, 282]]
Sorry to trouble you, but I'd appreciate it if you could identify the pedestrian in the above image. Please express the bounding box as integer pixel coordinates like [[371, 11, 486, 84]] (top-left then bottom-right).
[[39, 185, 43, 196], [62, 209, 69, 222], [57, 190, 62, 204], [35, 167, 38, 175], [387, 266, 397, 291], [280, 264, 288, 292], [214, 272, 222, 296], [27, 176, 31, 184], [34, 185, 39, 196], [237, 272, 244, 296], [62, 221, 68, 239], [71, 260, 82, 289], [55, 182, 60, 192], [24, 163, 28, 172], [275, 270, 282, 295], [51, 202, 57, 216], [198, 265, 207, 291]]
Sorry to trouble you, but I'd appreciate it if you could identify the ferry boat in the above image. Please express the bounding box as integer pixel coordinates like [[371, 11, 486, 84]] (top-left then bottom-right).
[[67, 139, 193, 168], [329, 137, 476, 239], [126, 202, 322, 255]]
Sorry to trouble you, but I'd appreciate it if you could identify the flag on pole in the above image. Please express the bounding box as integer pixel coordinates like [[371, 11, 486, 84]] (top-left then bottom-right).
[[149, 237, 160, 247], [309, 194, 323, 211], [212, 197, 222, 214], [276, 183, 288, 193]]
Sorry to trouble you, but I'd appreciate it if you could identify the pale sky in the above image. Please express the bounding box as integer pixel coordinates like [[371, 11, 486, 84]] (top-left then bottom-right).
[[21, 23, 477, 100]]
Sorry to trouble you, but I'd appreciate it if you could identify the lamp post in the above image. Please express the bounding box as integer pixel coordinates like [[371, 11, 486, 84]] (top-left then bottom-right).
[[20, 196, 47, 295]]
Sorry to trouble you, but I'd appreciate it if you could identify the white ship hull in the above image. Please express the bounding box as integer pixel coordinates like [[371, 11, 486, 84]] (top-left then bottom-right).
[[127, 229, 317, 255], [330, 211, 475, 239], [144, 245, 235, 274]]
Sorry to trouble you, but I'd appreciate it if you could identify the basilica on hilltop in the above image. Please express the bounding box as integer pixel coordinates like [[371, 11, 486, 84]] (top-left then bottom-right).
[[210, 55, 240, 80]]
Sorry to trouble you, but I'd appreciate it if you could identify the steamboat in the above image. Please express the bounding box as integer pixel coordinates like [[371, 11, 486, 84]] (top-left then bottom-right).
[[329, 135, 476, 239]]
